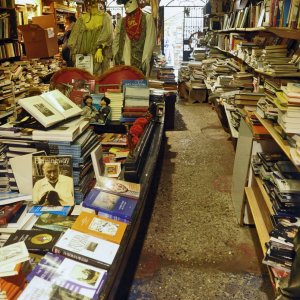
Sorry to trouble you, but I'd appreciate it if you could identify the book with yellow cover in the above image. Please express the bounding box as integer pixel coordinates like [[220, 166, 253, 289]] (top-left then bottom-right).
[[71, 211, 127, 244]]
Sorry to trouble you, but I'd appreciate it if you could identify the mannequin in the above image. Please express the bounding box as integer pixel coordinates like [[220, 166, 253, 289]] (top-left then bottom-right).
[[113, 0, 156, 77], [67, 0, 113, 75]]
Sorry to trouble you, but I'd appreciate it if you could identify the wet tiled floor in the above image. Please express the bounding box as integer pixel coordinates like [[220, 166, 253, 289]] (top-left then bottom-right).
[[128, 101, 274, 300]]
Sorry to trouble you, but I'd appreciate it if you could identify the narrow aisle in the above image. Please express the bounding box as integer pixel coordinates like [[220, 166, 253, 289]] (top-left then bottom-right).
[[128, 102, 274, 300]]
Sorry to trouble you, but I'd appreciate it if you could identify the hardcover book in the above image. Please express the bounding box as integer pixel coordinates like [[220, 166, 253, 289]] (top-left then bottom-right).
[[24, 252, 107, 300], [83, 188, 137, 222], [4, 229, 62, 254], [72, 211, 127, 244], [32, 155, 74, 206], [53, 229, 119, 269], [17, 89, 82, 128], [95, 176, 140, 200]]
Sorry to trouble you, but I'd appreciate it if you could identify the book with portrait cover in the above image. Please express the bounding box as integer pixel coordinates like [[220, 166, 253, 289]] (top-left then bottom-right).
[[95, 176, 140, 200], [53, 229, 119, 270], [17, 89, 82, 128], [32, 155, 74, 206], [72, 211, 127, 244], [83, 188, 137, 222], [4, 229, 62, 254], [22, 252, 107, 300]]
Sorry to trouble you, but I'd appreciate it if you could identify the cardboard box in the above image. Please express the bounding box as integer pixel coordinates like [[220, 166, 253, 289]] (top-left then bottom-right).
[[18, 15, 58, 59]]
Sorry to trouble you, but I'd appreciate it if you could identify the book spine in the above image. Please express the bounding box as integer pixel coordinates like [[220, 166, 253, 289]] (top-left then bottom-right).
[[53, 246, 110, 270]]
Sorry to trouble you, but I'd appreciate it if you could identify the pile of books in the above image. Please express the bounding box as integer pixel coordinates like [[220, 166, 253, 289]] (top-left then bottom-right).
[[275, 83, 300, 134], [263, 220, 298, 273], [104, 89, 123, 121]]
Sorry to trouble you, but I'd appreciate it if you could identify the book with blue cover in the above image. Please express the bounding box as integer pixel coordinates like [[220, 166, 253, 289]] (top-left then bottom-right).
[[83, 188, 137, 222]]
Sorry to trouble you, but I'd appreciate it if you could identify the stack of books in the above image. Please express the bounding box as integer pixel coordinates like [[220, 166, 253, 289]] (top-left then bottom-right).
[[263, 220, 297, 273], [234, 92, 265, 106], [275, 83, 300, 135], [104, 89, 124, 121]]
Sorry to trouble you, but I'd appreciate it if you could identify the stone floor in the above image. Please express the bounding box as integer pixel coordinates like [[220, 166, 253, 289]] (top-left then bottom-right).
[[127, 101, 275, 300]]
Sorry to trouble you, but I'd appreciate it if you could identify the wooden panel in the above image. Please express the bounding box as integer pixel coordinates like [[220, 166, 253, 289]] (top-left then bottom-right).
[[245, 187, 269, 254]]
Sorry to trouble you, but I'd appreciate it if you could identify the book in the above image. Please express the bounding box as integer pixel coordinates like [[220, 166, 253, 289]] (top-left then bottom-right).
[[104, 162, 122, 178], [91, 145, 105, 182], [100, 133, 127, 146], [0, 192, 31, 205], [29, 206, 72, 217], [9, 150, 47, 195], [83, 188, 137, 222], [32, 155, 74, 206], [72, 211, 127, 244], [53, 228, 119, 269], [4, 229, 62, 254], [0, 201, 23, 225], [25, 252, 107, 300], [0, 241, 29, 266], [17, 89, 82, 128], [287, 82, 300, 93], [95, 176, 140, 200], [33, 213, 77, 232]]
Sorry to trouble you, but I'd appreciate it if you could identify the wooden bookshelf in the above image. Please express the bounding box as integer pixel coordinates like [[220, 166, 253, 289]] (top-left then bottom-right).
[[245, 187, 269, 255], [255, 113, 300, 172], [254, 176, 274, 216]]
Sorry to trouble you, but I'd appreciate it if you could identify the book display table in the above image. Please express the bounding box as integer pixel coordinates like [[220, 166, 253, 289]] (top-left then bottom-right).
[[49, 66, 166, 299]]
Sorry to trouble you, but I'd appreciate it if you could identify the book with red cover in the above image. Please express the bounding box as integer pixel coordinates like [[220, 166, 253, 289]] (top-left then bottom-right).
[[0, 202, 23, 225]]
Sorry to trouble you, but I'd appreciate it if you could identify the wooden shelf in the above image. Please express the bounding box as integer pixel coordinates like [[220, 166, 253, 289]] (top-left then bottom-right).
[[254, 176, 274, 216], [245, 187, 269, 255], [216, 26, 300, 39], [211, 46, 300, 78], [255, 113, 300, 172]]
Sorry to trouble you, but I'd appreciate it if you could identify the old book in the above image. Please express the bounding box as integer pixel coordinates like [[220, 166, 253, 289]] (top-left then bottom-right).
[[53, 228, 119, 269], [24, 252, 107, 300], [72, 211, 127, 244], [4, 229, 62, 254], [18, 89, 82, 128], [83, 188, 137, 222]]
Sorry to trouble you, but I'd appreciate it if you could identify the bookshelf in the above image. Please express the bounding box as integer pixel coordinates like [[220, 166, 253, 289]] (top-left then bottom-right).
[[0, 1, 23, 61]]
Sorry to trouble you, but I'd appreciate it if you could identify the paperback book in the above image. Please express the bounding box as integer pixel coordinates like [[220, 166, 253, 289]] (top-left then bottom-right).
[[83, 188, 137, 222], [23, 252, 107, 300], [53, 228, 119, 269], [72, 211, 127, 244], [4, 229, 62, 254]]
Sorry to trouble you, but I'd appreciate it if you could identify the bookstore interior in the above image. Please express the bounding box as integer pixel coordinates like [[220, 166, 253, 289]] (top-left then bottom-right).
[[0, 0, 300, 298]]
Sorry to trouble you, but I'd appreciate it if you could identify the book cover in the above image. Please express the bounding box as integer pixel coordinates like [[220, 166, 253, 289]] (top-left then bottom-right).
[[91, 145, 105, 182], [72, 211, 127, 244], [83, 188, 137, 221], [4, 229, 62, 254], [0, 241, 29, 266], [29, 206, 72, 217], [100, 133, 127, 146], [33, 213, 77, 232], [32, 155, 74, 206], [53, 229, 119, 269], [25, 252, 107, 300], [18, 89, 82, 128], [0, 201, 23, 225], [95, 176, 140, 200]]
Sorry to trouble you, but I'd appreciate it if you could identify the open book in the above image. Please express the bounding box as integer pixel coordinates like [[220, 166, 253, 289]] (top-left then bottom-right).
[[18, 89, 82, 128]]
